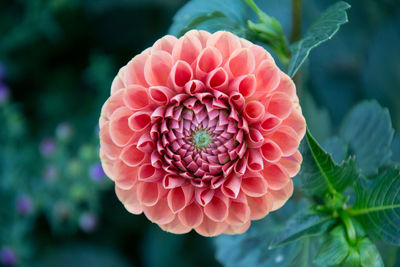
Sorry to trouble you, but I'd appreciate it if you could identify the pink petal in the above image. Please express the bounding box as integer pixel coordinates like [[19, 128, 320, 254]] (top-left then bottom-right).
[[266, 92, 293, 119], [101, 89, 124, 120], [226, 200, 250, 225], [206, 31, 242, 62], [246, 148, 264, 172], [167, 184, 194, 213], [149, 86, 175, 105], [99, 122, 122, 160], [225, 48, 255, 78], [120, 144, 146, 167], [204, 195, 229, 222], [224, 221, 251, 235], [159, 216, 191, 234], [195, 188, 215, 206], [113, 160, 138, 190], [138, 164, 164, 182], [128, 111, 151, 131], [260, 140, 282, 163], [241, 172, 268, 197], [99, 150, 115, 180], [110, 67, 126, 95], [168, 60, 193, 92], [247, 193, 273, 220], [143, 197, 175, 225], [115, 184, 143, 214], [281, 107, 306, 140], [137, 182, 161, 207], [162, 174, 185, 189], [262, 164, 290, 190], [184, 80, 205, 95], [123, 85, 150, 110], [109, 107, 134, 146], [152, 35, 178, 54], [278, 151, 303, 177], [125, 53, 149, 87], [249, 44, 274, 66], [195, 216, 228, 237], [247, 127, 264, 148], [137, 132, 154, 152], [230, 74, 256, 98], [269, 179, 294, 211], [244, 101, 265, 124], [269, 126, 300, 156], [206, 67, 228, 92], [274, 71, 296, 99], [172, 33, 202, 65], [144, 50, 173, 86], [255, 59, 280, 93], [221, 174, 241, 199], [196, 47, 223, 81], [259, 114, 282, 134], [178, 201, 204, 228]]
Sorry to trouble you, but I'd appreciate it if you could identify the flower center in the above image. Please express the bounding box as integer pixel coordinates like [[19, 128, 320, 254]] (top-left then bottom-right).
[[192, 130, 211, 149]]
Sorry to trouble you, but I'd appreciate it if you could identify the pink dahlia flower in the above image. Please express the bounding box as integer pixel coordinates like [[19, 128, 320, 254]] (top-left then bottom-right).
[[99, 30, 306, 236]]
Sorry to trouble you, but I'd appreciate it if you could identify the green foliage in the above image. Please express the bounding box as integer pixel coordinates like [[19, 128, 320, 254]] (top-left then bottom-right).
[[340, 101, 394, 176], [300, 129, 358, 197], [271, 208, 335, 248], [288, 1, 351, 77], [314, 226, 349, 266], [168, 0, 248, 37], [350, 168, 400, 246]]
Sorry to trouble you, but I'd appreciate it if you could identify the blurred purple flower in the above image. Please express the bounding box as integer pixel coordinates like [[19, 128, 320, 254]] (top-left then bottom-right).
[[43, 164, 58, 183], [15, 195, 33, 216], [39, 138, 56, 157], [0, 84, 9, 103], [0, 247, 17, 267], [56, 122, 73, 141], [79, 212, 98, 233], [89, 162, 105, 182]]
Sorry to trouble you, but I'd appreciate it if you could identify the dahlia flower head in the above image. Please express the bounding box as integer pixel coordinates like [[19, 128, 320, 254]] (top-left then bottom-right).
[[99, 30, 306, 236]]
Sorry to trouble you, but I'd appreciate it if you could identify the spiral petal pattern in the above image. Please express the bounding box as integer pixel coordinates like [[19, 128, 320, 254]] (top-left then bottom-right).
[[99, 30, 306, 236]]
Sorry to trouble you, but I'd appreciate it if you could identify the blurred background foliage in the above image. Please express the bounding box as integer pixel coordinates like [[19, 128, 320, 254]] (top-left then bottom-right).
[[0, 0, 399, 266]]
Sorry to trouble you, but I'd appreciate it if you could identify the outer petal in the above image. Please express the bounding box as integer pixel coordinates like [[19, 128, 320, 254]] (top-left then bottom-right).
[[269, 179, 294, 211], [115, 184, 143, 214], [195, 216, 228, 237], [159, 216, 192, 234]]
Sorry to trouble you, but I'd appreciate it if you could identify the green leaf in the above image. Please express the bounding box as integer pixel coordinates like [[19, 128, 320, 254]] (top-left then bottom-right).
[[342, 249, 360, 267], [214, 200, 319, 267], [340, 101, 394, 176], [300, 129, 359, 197], [168, 0, 248, 37], [349, 167, 400, 246], [271, 207, 335, 248], [288, 1, 350, 77], [358, 238, 384, 267], [314, 226, 349, 266]]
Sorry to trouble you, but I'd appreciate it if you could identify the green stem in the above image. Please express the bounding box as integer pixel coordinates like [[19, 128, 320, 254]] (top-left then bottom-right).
[[346, 204, 400, 216], [245, 0, 263, 17], [340, 211, 357, 246]]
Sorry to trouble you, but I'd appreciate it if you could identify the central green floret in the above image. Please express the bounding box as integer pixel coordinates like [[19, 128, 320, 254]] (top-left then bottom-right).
[[193, 130, 211, 149]]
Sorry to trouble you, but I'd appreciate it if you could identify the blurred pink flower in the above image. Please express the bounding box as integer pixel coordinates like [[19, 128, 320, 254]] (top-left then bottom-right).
[[99, 30, 306, 236]]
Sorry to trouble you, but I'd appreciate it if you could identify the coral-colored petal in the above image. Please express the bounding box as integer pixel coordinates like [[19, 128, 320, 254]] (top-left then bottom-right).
[[195, 188, 215, 206], [269, 179, 294, 211], [274, 71, 296, 99], [99, 150, 115, 180], [266, 92, 293, 120], [128, 111, 151, 131], [99, 122, 122, 160], [152, 35, 178, 54], [144, 50, 173, 86], [241, 172, 268, 197], [111, 67, 126, 95], [246, 148, 264, 172], [225, 48, 255, 78], [172, 32, 202, 65], [206, 67, 228, 92], [226, 200, 250, 225], [229, 74, 256, 98], [178, 202, 204, 228], [195, 216, 228, 237], [102, 89, 124, 120], [113, 160, 138, 190], [278, 151, 303, 177], [281, 107, 306, 139], [168, 60, 193, 92], [207, 31, 242, 62], [247, 127, 264, 148], [137, 182, 161, 207], [244, 101, 265, 124], [149, 86, 175, 105], [247, 193, 273, 220], [204, 195, 229, 222], [196, 47, 223, 81], [120, 144, 146, 167], [125, 53, 149, 87], [138, 164, 164, 182], [167, 184, 194, 213], [224, 221, 251, 235], [260, 140, 282, 163], [143, 198, 175, 225], [269, 126, 300, 156], [262, 164, 290, 190], [222, 174, 241, 199], [159, 216, 191, 234], [123, 85, 150, 110], [162, 174, 185, 189], [255, 59, 280, 93], [115, 184, 143, 214], [259, 114, 282, 134]]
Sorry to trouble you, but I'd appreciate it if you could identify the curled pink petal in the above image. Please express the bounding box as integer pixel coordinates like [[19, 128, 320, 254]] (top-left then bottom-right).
[[100, 30, 306, 236]]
